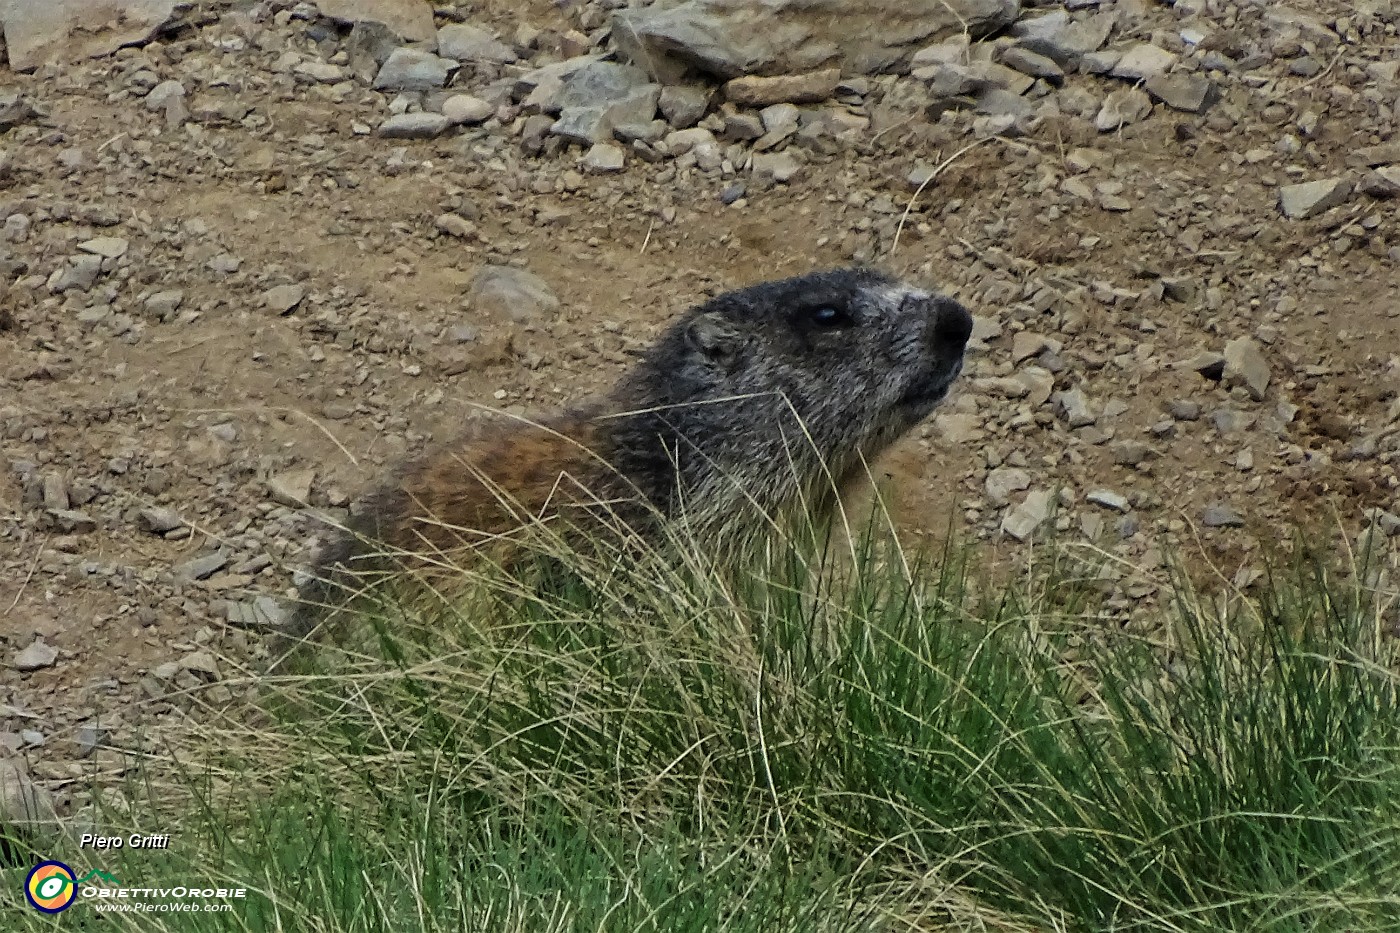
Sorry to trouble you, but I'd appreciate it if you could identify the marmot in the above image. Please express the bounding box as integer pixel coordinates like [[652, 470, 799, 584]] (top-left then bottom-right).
[[288, 266, 973, 637]]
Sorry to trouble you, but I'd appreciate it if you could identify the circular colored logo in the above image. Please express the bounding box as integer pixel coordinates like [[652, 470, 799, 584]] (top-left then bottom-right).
[[26, 861, 77, 913]]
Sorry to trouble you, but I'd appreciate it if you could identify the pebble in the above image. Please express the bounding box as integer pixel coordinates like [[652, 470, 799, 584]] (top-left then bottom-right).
[[13, 638, 58, 672], [469, 265, 560, 323], [263, 283, 305, 314], [1096, 88, 1152, 132], [751, 151, 801, 184], [178, 650, 220, 679], [267, 468, 316, 507], [1202, 504, 1245, 528], [1279, 178, 1352, 219], [1144, 74, 1213, 113], [985, 467, 1032, 507], [78, 236, 129, 258], [373, 48, 454, 91], [1359, 168, 1400, 199], [659, 85, 710, 128], [437, 24, 517, 64], [1053, 388, 1097, 427], [1087, 489, 1131, 513], [441, 94, 493, 125], [1110, 44, 1178, 80], [0, 760, 56, 829], [48, 254, 104, 292], [144, 289, 184, 318], [138, 507, 184, 534], [723, 69, 840, 106], [177, 552, 229, 582], [582, 142, 626, 173], [1222, 336, 1270, 401], [379, 112, 450, 139], [1001, 47, 1064, 83], [1002, 489, 1054, 542]]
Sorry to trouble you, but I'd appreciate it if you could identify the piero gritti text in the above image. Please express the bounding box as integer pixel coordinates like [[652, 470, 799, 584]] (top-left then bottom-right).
[[80, 832, 172, 850]]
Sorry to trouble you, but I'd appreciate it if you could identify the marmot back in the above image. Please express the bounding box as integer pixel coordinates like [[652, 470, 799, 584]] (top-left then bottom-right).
[[288, 266, 973, 637]]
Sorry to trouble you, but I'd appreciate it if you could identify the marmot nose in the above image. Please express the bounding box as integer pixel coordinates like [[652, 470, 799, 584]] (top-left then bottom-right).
[[932, 297, 974, 350]]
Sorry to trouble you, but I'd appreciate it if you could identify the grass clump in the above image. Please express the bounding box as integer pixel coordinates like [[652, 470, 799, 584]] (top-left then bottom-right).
[[6, 516, 1400, 932]]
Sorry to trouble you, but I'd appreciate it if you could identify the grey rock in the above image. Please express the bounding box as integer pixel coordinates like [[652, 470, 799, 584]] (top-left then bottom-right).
[[1167, 399, 1201, 421], [659, 85, 710, 128], [144, 289, 184, 318], [441, 94, 493, 125], [2, 0, 176, 71], [611, 0, 1018, 81], [724, 69, 840, 106], [1001, 47, 1063, 83], [1002, 489, 1053, 542], [1202, 504, 1245, 528], [373, 48, 454, 91], [1145, 73, 1214, 113], [1359, 167, 1400, 199], [437, 23, 517, 64], [48, 509, 96, 533], [751, 151, 802, 184], [138, 507, 184, 534], [13, 638, 58, 671], [1096, 88, 1152, 132], [78, 235, 128, 258], [1109, 441, 1151, 466], [1210, 408, 1257, 434], [1222, 337, 1270, 401], [144, 79, 186, 111], [178, 650, 220, 678], [1087, 489, 1131, 513], [379, 111, 451, 138], [47, 254, 103, 292], [435, 213, 477, 238], [582, 142, 626, 173], [267, 468, 316, 507], [1110, 44, 1178, 81], [1053, 387, 1097, 427], [985, 467, 1031, 507], [177, 552, 229, 582], [1279, 178, 1352, 219], [347, 20, 404, 81], [0, 760, 57, 830], [315, 0, 437, 43], [75, 720, 105, 758], [263, 283, 306, 314], [546, 62, 660, 145], [469, 265, 560, 323]]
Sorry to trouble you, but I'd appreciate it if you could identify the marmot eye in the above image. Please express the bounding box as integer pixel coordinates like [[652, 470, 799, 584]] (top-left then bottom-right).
[[806, 305, 852, 328]]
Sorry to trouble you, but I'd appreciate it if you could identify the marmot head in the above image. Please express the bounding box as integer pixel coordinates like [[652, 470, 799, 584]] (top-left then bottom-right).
[[624, 267, 972, 509]]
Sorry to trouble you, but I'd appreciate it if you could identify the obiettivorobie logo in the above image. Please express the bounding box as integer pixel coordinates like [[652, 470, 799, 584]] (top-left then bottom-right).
[[25, 861, 119, 914], [24, 859, 247, 914]]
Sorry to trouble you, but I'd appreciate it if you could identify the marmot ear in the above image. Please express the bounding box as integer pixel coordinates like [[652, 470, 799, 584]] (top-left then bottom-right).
[[685, 312, 743, 370]]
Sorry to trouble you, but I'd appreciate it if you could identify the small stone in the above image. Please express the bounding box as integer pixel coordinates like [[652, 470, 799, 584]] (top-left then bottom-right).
[[1180, 351, 1225, 380], [267, 468, 316, 507], [263, 284, 306, 314], [178, 650, 220, 679], [1011, 332, 1051, 364], [659, 85, 709, 128], [1144, 73, 1213, 113], [1002, 489, 1054, 542], [1053, 388, 1097, 427], [78, 236, 129, 258], [985, 467, 1032, 507], [13, 638, 58, 671], [751, 151, 801, 184], [723, 69, 840, 106], [1110, 441, 1151, 467], [1001, 47, 1064, 83], [48, 509, 96, 533], [441, 94, 493, 125], [74, 720, 105, 758], [1110, 44, 1178, 80], [437, 23, 517, 64], [1096, 88, 1152, 132], [1358, 167, 1400, 199], [144, 289, 184, 318], [0, 760, 56, 830], [1222, 337, 1270, 401], [138, 507, 184, 534], [1167, 399, 1201, 421], [47, 254, 103, 292], [469, 265, 560, 323], [434, 213, 476, 238], [582, 142, 626, 173], [177, 552, 229, 582], [1279, 178, 1352, 219], [379, 112, 450, 139], [1087, 489, 1131, 513], [373, 48, 454, 91], [1202, 505, 1245, 528]]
